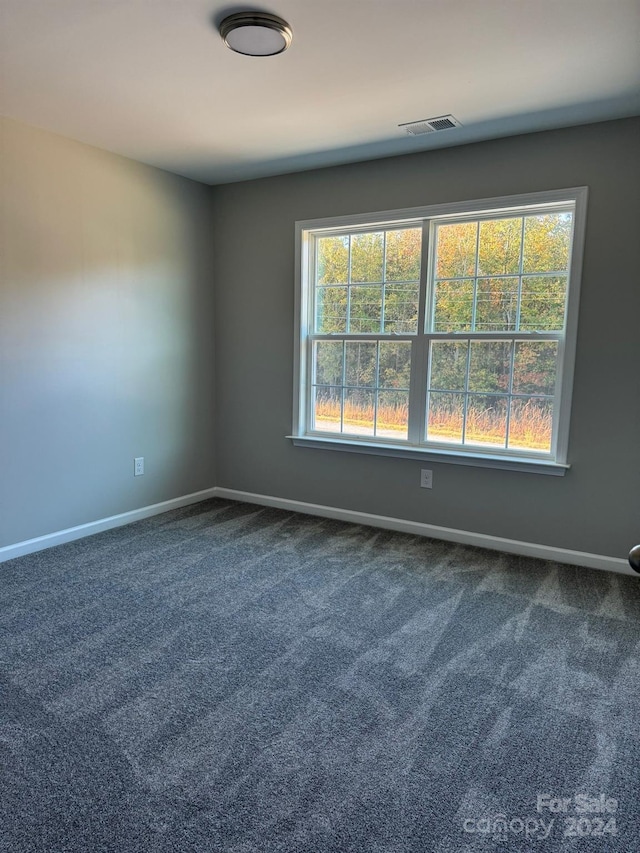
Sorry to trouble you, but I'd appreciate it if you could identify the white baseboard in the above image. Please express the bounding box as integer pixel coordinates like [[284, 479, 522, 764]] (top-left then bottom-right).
[[0, 487, 217, 563], [2, 485, 635, 578], [214, 487, 636, 578]]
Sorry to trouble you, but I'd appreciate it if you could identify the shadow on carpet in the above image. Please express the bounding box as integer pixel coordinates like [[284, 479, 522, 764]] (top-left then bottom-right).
[[2, 499, 639, 852]]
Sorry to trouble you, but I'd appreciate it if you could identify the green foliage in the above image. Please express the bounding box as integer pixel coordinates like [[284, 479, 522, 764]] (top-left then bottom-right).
[[315, 341, 411, 392], [317, 236, 348, 284], [523, 214, 571, 273], [349, 285, 382, 333], [384, 284, 419, 333], [316, 286, 347, 333], [433, 280, 474, 331], [345, 342, 377, 387], [429, 340, 558, 398], [379, 341, 411, 388], [314, 341, 343, 386], [478, 218, 521, 275], [513, 341, 558, 395], [433, 213, 572, 332], [520, 277, 566, 330], [436, 221, 476, 278], [430, 342, 468, 391], [469, 341, 511, 393], [385, 229, 421, 281], [351, 232, 383, 282], [315, 228, 421, 334], [475, 278, 519, 330]]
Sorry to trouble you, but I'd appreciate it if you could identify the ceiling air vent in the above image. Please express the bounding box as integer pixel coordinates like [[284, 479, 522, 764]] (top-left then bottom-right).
[[399, 115, 462, 135]]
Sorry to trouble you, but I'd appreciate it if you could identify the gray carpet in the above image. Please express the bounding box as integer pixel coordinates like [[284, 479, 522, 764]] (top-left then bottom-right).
[[1, 499, 639, 852]]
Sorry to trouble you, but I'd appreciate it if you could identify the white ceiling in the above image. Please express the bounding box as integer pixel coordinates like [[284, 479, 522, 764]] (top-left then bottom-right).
[[1, 1, 639, 184]]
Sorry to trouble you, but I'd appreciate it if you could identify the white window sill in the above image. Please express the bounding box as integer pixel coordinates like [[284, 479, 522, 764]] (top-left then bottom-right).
[[287, 435, 570, 476]]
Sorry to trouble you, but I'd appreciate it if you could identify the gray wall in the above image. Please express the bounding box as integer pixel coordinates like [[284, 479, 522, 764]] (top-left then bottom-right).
[[0, 117, 216, 547], [2, 116, 637, 559], [212, 117, 640, 559]]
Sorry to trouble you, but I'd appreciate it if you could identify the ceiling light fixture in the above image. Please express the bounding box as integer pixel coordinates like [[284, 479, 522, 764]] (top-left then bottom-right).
[[219, 12, 292, 57]]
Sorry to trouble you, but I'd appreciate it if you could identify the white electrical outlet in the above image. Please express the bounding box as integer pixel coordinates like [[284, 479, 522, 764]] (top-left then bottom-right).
[[134, 457, 144, 476], [420, 468, 433, 489]]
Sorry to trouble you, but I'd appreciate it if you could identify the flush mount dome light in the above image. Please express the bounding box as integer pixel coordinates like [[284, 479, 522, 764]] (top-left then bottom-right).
[[219, 12, 292, 56]]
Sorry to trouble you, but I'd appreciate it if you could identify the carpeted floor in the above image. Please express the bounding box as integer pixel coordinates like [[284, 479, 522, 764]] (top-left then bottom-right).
[[1, 498, 639, 852]]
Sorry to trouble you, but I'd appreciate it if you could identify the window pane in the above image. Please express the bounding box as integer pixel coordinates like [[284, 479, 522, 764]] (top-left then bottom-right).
[[307, 199, 578, 462], [383, 284, 418, 333], [313, 386, 342, 433], [351, 232, 383, 283], [468, 341, 512, 393], [513, 341, 558, 396], [317, 235, 348, 284], [429, 341, 468, 391], [427, 392, 464, 444], [508, 397, 553, 453], [465, 395, 508, 448], [385, 228, 421, 281], [433, 280, 474, 331], [378, 341, 411, 388], [345, 341, 377, 387], [519, 276, 567, 331], [349, 284, 382, 333], [316, 286, 347, 333], [343, 388, 375, 435], [523, 213, 572, 273], [376, 390, 409, 440], [435, 221, 477, 279], [314, 341, 343, 387], [478, 217, 522, 276], [475, 277, 519, 330]]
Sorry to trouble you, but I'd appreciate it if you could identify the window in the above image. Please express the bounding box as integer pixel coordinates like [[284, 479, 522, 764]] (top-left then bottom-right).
[[292, 189, 587, 474]]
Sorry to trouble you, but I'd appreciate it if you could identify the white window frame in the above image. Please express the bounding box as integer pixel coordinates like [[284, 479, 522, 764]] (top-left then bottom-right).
[[290, 188, 588, 475]]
